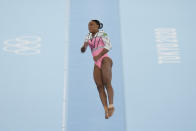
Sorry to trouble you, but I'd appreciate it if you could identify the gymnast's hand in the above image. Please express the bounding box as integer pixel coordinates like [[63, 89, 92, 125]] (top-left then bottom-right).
[[81, 46, 86, 53], [81, 42, 88, 53]]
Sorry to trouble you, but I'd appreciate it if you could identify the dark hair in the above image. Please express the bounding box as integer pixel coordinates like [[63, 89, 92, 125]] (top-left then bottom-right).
[[91, 20, 103, 29]]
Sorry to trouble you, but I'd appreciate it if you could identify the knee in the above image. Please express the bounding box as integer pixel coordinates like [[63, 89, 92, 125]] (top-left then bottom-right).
[[97, 84, 104, 92], [105, 83, 112, 90], [102, 77, 110, 85], [103, 79, 111, 87]]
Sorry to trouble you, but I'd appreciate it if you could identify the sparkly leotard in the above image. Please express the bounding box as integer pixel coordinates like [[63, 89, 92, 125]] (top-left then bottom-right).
[[84, 30, 112, 68]]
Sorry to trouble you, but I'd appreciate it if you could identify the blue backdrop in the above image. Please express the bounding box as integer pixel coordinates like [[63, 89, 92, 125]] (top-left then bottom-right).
[[0, 0, 195, 131]]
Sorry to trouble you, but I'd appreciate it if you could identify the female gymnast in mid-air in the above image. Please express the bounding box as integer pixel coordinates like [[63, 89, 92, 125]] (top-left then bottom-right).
[[80, 20, 114, 119]]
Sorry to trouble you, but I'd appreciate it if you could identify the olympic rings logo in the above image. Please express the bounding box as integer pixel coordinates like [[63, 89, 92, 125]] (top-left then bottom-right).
[[3, 36, 42, 55]]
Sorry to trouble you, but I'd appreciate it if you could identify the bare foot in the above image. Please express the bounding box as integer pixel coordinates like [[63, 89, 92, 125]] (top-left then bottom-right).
[[105, 110, 109, 119], [108, 105, 115, 117]]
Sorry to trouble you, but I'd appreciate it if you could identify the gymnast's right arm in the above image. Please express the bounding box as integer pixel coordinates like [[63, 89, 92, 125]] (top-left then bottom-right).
[[81, 42, 88, 53], [81, 34, 89, 53]]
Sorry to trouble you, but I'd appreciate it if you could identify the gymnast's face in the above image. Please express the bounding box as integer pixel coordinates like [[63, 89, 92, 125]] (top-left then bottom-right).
[[88, 21, 99, 34]]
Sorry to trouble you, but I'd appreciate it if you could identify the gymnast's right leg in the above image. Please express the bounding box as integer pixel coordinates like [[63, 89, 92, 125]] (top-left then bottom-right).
[[93, 64, 109, 119], [101, 57, 114, 117]]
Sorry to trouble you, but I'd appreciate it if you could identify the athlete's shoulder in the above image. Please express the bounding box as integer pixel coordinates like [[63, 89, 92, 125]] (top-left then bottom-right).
[[84, 32, 91, 42], [98, 30, 108, 37], [85, 32, 91, 40]]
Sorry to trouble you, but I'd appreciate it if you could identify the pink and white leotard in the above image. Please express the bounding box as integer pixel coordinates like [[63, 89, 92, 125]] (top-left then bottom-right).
[[84, 30, 112, 69]]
